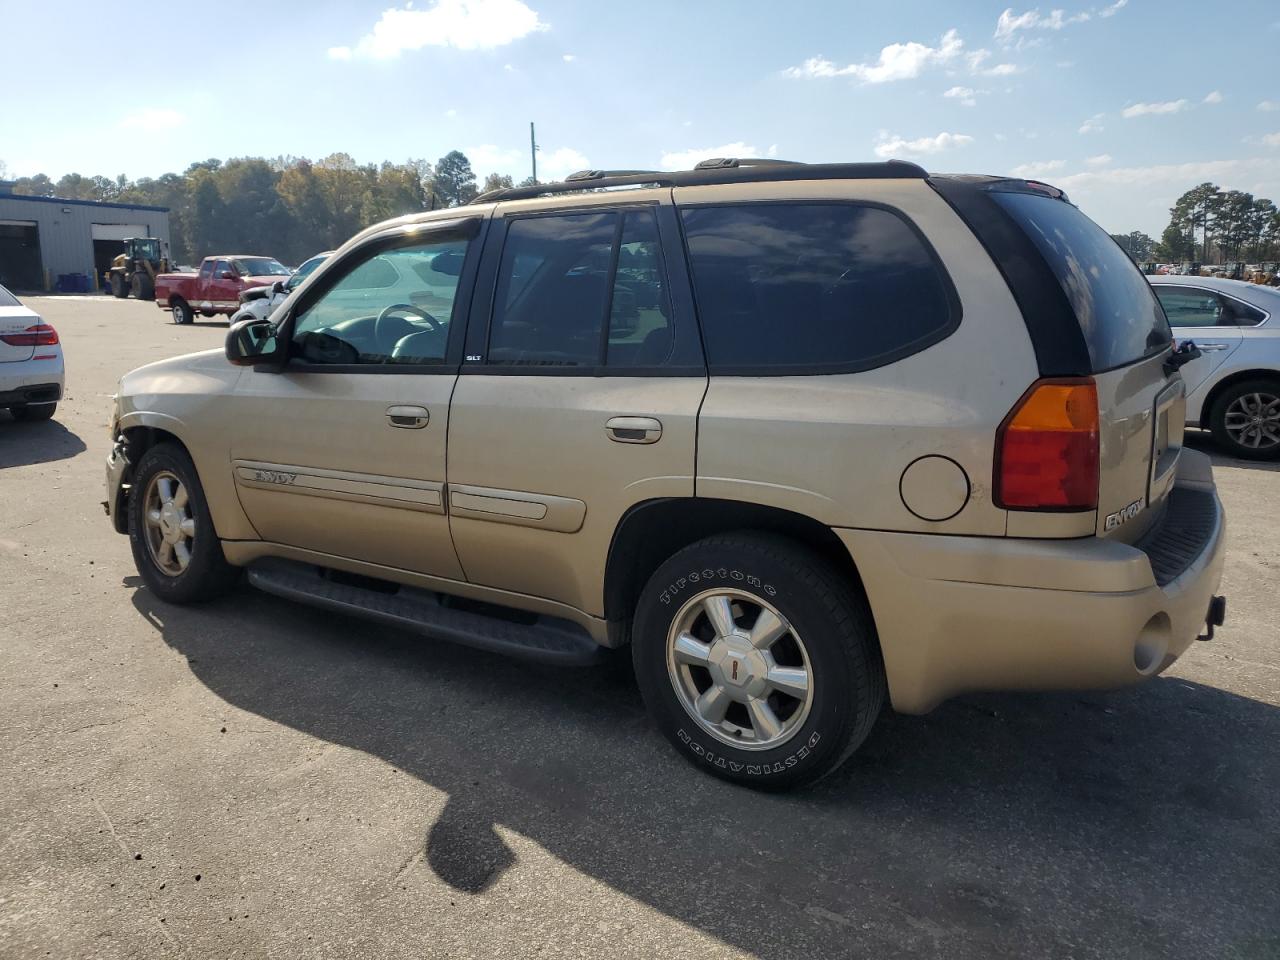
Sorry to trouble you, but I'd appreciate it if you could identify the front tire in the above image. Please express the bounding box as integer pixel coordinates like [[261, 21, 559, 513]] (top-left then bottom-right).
[[1209, 379, 1280, 460], [110, 273, 128, 298], [128, 443, 239, 603], [632, 533, 885, 790], [170, 299, 193, 325]]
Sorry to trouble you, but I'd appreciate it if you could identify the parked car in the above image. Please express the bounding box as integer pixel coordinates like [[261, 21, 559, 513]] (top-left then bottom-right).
[[0, 284, 63, 421], [105, 160, 1227, 789], [1149, 274, 1280, 459], [229, 252, 333, 326], [156, 256, 292, 325]]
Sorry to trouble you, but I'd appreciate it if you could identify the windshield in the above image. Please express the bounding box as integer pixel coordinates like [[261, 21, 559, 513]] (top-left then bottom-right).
[[992, 190, 1172, 372], [234, 257, 291, 277], [287, 253, 330, 290], [0, 285, 19, 307]]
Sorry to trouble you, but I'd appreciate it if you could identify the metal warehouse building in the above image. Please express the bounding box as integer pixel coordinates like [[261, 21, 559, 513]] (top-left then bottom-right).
[[0, 181, 170, 292]]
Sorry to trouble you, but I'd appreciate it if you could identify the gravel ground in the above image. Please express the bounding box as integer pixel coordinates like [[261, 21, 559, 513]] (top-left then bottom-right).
[[1, 295, 1278, 960]]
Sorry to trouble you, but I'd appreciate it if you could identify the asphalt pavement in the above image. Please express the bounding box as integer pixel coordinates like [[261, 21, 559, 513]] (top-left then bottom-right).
[[1, 295, 1278, 959]]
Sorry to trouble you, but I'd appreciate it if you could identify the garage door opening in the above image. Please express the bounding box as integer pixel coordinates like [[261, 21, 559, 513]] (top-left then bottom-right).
[[0, 221, 43, 291], [92, 224, 148, 290]]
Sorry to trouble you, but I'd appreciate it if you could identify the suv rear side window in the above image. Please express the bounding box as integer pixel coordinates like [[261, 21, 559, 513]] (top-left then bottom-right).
[[679, 203, 957, 373], [991, 191, 1172, 371]]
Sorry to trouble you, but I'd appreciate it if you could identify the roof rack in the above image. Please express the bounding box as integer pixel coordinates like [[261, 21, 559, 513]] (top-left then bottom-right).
[[470, 158, 928, 205]]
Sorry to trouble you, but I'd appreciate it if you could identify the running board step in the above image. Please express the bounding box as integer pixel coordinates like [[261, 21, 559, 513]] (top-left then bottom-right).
[[246, 558, 605, 666]]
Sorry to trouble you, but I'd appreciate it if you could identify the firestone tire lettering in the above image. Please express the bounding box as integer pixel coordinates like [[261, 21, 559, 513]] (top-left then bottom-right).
[[677, 728, 821, 776]]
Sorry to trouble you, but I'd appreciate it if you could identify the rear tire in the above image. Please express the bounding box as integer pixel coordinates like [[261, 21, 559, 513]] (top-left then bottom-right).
[[131, 273, 155, 300], [170, 298, 193, 325], [11, 403, 56, 422], [1208, 378, 1280, 460], [128, 443, 240, 604], [631, 533, 885, 790]]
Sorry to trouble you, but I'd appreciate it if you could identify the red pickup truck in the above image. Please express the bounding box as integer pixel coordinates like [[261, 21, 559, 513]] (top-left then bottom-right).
[[156, 255, 293, 325]]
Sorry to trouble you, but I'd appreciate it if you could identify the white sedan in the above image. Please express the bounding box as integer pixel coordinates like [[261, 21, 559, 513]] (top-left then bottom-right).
[[1150, 275, 1280, 459], [0, 285, 63, 422]]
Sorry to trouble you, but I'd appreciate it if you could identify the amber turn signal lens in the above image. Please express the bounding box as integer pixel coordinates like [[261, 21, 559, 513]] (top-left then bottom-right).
[[995, 378, 1099, 510]]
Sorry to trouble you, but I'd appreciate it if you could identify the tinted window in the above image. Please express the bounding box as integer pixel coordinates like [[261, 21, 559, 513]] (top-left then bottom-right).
[[291, 238, 469, 365], [992, 191, 1172, 371], [1154, 288, 1228, 327], [680, 204, 955, 372], [489, 212, 615, 365], [608, 211, 673, 367], [286, 253, 329, 291], [0, 285, 19, 307]]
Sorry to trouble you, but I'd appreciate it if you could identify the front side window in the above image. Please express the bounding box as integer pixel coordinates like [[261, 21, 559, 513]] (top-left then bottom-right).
[[486, 206, 677, 369], [680, 203, 956, 373], [291, 237, 470, 366]]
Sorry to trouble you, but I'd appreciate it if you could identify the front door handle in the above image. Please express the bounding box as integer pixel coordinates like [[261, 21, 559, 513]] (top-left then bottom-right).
[[1196, 342, 1231, 351], [606, 416, 662, 444], [387, 405, 430, 429]]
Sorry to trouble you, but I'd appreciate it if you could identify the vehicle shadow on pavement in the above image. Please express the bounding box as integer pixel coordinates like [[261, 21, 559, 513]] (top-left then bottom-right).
[[1184, 430, 1280, 472], [0, 415, 87, 468], [129, 583, 1280, 959]]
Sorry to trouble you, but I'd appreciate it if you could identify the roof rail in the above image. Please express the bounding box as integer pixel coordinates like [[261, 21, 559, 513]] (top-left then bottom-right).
[[469, 159, 928, 205]]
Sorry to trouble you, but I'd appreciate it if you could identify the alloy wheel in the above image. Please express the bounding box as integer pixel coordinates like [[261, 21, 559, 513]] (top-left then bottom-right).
[[1224, 391, 1280, 451], [142, 470, 196, 576]]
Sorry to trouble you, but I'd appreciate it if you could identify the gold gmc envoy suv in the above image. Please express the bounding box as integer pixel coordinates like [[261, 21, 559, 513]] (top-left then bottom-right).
[[105, 159, 1228, 789]]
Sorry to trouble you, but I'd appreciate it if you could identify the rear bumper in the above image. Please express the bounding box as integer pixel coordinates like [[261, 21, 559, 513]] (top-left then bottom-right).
[[0, 380, 62, 406], [839, 448, 1226, 714]]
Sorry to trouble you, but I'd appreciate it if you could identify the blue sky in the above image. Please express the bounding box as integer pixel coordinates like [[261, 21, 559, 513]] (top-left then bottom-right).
[[4, 0, 1279, 235]]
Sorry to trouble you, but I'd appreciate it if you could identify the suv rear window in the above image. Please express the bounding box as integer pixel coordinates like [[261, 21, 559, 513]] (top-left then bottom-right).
[[680, 203, 957, 374], [991, 190, 1171, 372]]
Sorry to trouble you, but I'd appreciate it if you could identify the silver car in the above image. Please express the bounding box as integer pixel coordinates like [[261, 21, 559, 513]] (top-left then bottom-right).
[[1149, 275, 1280, 459]]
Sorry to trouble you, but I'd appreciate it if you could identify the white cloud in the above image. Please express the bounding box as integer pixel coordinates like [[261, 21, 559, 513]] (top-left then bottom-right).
[[118, 108, 186, 130], [1056, 157, 1280, 192], [660, 142, 761, 171], [1257, 100, 1279, 112], [445, 108, 458, 117], [783, 29, 963, 84], [1010, 159, 1065, 178], [562, 53, 575, 62], [539, 147, 589, 181], [944, 85, 978, 106], [1264, 133, 1280, 148], [332, 0, 545, 60], [1099, 0, 1127, 15], [1078, 112, 1105, 133], [874, 131, 973, 159], [465, 143, 587, 182], [1086, 153, 1112, 167], [466, 144, 524, 173], [1122, 99, 1188, 118], [1203, 90, 1223, 104], [995, 7, 1090, 40], [962, 49, 1021, 76]]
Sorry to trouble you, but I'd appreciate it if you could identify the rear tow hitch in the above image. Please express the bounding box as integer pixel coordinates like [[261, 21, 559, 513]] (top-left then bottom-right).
[[1198, 595, 1227, 641]]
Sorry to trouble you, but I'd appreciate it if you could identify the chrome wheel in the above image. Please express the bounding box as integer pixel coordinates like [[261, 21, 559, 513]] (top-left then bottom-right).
[[142, 470, 195, 576], [666, 589, 814, 751], [1224, 391, 1280, 451]]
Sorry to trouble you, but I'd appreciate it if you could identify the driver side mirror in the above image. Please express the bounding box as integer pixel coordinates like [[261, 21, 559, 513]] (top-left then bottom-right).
[[219, 269, 236, 280], [226, 318, 285, 368]]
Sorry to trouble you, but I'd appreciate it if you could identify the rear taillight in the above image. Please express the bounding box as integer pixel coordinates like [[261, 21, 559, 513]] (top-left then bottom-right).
[[995, 378, 1099, 510], [0, 323, 59, 346]]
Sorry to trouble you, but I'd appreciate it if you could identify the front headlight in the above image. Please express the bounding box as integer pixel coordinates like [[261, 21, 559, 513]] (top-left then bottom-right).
[[108, 393, 119, 439]]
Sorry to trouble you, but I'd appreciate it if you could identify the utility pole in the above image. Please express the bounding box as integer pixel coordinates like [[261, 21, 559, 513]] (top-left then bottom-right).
[[530, 122, 538, 184]]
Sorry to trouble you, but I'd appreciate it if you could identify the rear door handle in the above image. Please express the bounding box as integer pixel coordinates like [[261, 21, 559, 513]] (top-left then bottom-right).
[[387, 405, 430, 429], [606, 416, 662, 444], [1196, 342, 1230, 351]]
